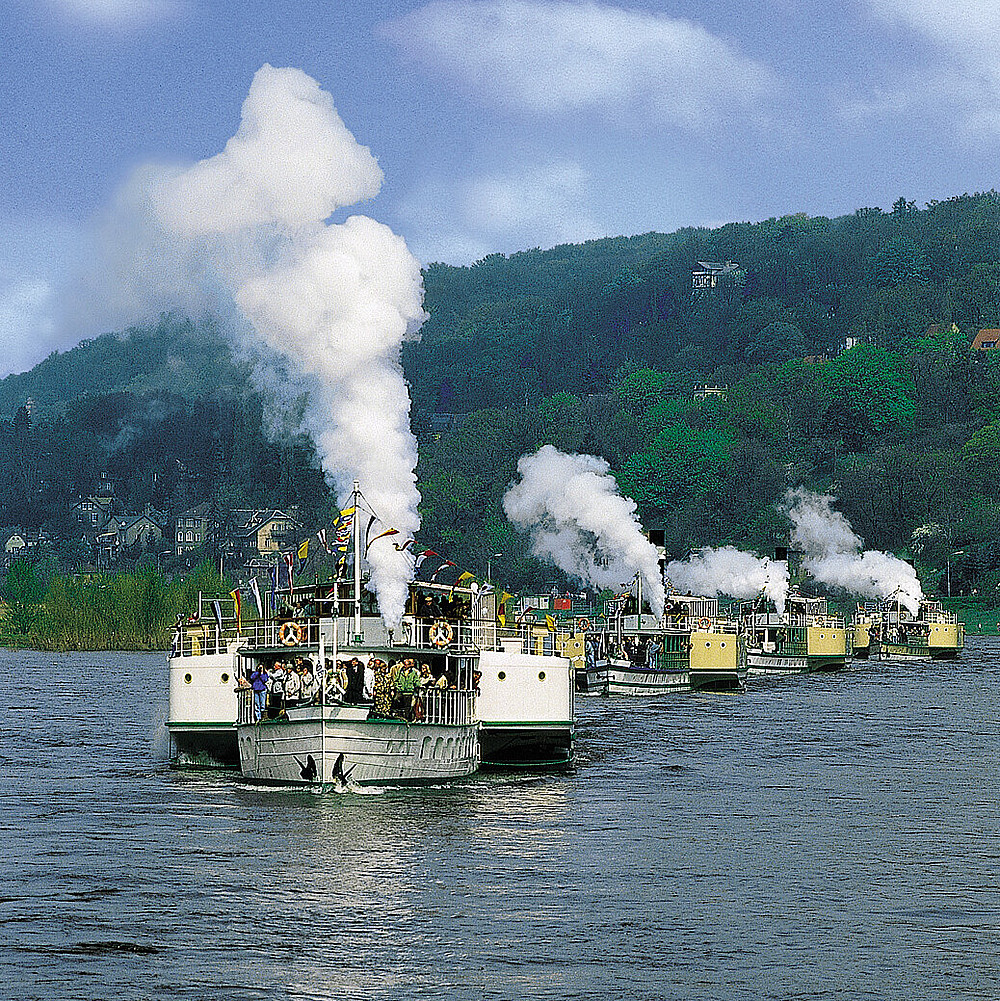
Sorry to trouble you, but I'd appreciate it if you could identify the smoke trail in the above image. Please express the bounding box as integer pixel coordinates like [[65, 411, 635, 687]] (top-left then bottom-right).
[[663, 546, 789, 612], [503, 445, 665, 617], [783, 487, 923, 613], [68, 65, 425, 624]]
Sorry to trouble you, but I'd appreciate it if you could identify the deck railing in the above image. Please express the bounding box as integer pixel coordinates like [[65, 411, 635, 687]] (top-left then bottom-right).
[[419, 689, 476, 726], [236, 687, 255, 725]]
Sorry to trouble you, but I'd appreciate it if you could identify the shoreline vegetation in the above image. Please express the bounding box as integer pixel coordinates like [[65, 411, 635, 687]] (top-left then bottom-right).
[[0, 560, 228, 652], [1, 555, 997, 651]]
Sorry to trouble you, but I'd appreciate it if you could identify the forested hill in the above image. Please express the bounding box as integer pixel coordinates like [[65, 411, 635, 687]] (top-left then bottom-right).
[[3, 190, 1000, 598]]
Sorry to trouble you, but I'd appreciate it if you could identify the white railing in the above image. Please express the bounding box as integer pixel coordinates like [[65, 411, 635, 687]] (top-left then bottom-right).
[[419, 689, 476, 726], [236, 688, 255, 725]]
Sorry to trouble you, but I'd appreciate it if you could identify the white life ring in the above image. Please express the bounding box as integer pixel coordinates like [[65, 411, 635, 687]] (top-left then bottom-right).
[[429, 620, 454, 648], [279, 621, 303, 646]]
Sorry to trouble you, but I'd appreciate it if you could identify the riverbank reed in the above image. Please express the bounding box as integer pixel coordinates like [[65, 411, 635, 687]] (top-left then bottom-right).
[[1, 562, 228, 651]]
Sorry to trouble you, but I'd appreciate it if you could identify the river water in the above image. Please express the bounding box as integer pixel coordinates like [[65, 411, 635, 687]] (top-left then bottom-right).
[[2, 639, 999, 1000]]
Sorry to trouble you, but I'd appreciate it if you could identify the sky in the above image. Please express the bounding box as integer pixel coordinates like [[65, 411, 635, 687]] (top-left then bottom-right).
[[2, 0, 1000, 376]]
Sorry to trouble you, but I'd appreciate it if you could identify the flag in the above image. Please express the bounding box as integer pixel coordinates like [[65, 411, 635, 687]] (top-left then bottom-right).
[[270, 562, 278, 613], [545, 614, 556, 632], [366, 527, 400, 553], [431, 560, 457, 581], [393, 538, 416, 552], [498, 610, 506, 627], [317, 528, 331, 554], [457, 571, 474, 584], [229, 588, 242, 631], [249, 577, 264, 619], [211, 599, 223, 632], [284, 551, 294, 595], [415, 549, 440, 570], [298, 539, 309, 561]]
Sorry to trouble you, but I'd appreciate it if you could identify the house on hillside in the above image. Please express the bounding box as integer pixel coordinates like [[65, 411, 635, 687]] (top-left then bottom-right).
[[693, 385, 728, 401], [71, 495, 116, 532], [221, 508, 302, 567], [175, 502, 216, 555], [692, 260, 746, 292], [972, 328, 1000, 350], [1, 527, 27, 571]]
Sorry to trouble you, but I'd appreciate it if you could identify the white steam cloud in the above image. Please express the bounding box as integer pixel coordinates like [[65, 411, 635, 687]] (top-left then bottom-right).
[[663, 546, 789, 613], [783, 487, 923, 614], [503, 445, 665, 617], [70, 65, 425, 624]]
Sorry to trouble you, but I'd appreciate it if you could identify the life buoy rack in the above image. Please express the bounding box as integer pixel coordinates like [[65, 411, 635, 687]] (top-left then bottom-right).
[[576, 616, 591, 633], [429, 620, 454, 648], [279, 621, 303, 646], [698, 617, 712, 630]]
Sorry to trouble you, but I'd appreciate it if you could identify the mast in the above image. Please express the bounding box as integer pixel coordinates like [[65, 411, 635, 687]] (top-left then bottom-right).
[[353, 479, 362, 638]]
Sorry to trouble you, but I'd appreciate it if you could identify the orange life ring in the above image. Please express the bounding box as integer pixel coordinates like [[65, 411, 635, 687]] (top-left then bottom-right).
[[698, 617, 712, 630], [429, 620, 454, 648], [576, 616, 591, 633], [279, 621, 303, 646]]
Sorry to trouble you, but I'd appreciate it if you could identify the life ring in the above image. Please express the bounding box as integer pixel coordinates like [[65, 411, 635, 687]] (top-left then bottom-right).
[[698, 617, 712, 630], [429, 620, 454, 648], [576, 616, 591, 633], [279, 621, 303, 646]]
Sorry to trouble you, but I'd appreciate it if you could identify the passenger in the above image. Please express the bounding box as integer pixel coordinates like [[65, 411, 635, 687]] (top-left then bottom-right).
[[300, 662, 317, 703], [370, 660, 393, 718], [249, 664, 269, 722], [646, 638, 661, 668], [269, 661, 287, 714], [345, 658, 365, 703], [394, 659, 421, 720], [284, 665, 302, 705], [363, 659, 376, 701]]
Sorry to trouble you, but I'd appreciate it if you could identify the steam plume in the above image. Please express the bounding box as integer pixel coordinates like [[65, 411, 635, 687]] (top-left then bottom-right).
[[783, 487, 923, 614], [663, 546, 789, 612], [69, 65, 425, 624], [503, 446, 665, 617]]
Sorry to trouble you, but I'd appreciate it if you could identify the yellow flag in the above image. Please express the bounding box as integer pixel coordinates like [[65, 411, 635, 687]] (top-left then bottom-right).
[[298, 539, 309, 560], [545, 614, 556, 632], [458, 571, 474, 583], [498, 611, 506, 627]]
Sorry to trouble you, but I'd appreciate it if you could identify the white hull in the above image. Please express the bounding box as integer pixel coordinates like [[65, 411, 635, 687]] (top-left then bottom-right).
[[746, 652, 810, 674], [587, 660, 690, 695], [238, 706, 479, 786]]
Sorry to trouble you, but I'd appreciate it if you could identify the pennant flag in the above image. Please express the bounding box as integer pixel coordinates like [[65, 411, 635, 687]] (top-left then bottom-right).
[[393, 538, 416, 552], [363, 514, 376, 549], [249, 577, 264, 619], [211, 599, 224, 632], [498, 610, 506, 627], [284, 551, 294, 595], [270, 562, 278, 613], [431, 560, 457, 581], [545, 614, 556, 632], [317, 528, 331, 553], [414, 549, 440, 570], [229, 588, 242, 632], [501, 591, 514, 604], [366, 527, 400, 553], [298, 539, 309, 561]]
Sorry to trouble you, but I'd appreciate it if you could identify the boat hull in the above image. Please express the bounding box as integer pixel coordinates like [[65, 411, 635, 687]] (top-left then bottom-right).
[[746, 652, 846, 674], [238, 710, 479, 787]]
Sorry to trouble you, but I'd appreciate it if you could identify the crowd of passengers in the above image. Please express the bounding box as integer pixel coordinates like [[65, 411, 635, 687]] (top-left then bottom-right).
[[242, 655, 468, 724]]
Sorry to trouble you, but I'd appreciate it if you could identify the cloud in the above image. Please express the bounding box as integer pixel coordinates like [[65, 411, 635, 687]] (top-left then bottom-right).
[[0, 219, 86, 377], [382, 0, 775, 131], [858, 1, 1000, 134], [49, 0, 185, 27], [398, 159, 604, 265], [0, 282, 58, 377]]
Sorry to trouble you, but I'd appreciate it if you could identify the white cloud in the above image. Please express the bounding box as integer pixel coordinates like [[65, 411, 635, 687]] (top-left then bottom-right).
[[398, 160, 605, 265], [0, 281, 58, 377], [861, 1, 1000, 134], [382, 0, 775, 131], [49, 0, 185, 28]]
